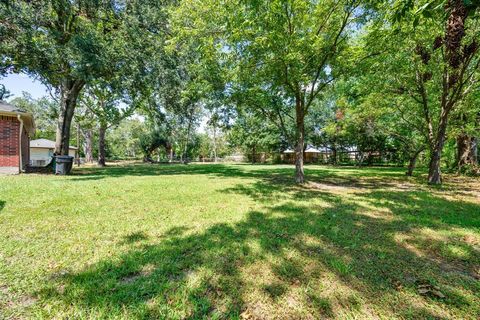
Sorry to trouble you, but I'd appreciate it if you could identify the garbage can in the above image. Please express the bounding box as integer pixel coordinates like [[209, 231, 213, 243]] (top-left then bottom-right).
[[55, 156, 74, 175]]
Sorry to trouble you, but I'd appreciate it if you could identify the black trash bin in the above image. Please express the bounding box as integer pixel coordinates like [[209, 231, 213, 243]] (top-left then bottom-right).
[[55, 156, 74, 175]]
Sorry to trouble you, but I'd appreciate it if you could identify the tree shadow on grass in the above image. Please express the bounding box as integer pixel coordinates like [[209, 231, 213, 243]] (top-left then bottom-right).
[[38, 186, 480, 319], [70, 163, 256, 181], [0, 200, 5, 212], [119, 231, 150, 245], [355, 190, 480, 229], [70, 163, 422, 191]]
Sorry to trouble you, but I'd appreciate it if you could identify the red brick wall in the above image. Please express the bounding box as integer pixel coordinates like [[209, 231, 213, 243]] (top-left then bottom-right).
[[0, 116, 20, 168]]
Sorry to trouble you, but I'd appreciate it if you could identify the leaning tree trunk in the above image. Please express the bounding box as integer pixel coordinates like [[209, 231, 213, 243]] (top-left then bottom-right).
[[97, 123, 107, 167], [295, 95, 305, 184], [406, 147, 424, 176], [83, 129, 94, 163], [55, 79, 85, 155]]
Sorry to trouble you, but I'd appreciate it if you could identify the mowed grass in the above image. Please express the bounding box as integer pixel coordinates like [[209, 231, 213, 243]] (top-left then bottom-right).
[[0, 163, 479, 319]]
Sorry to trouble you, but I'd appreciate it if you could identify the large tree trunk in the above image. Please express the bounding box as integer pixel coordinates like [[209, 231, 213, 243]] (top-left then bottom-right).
[[331, 145, 337, 165], [97, 123, 107, 167], [428, 115, 449, 184], [251, 145, 256, 164], [457, 133, 470, 168], [295, 95, 305, 184], [428, 147, 443, 184], [427, 0, 471, 183], [83, 129, 94, 163], [55, 79, 85, 155], [406, 147, 423, 176], [457, 134, 478, 171]]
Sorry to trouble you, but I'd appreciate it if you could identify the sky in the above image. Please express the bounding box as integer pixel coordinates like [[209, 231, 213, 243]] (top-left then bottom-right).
[[1, 73, 50, 100]]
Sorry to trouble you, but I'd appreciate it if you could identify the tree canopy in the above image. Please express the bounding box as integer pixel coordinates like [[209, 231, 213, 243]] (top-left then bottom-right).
[[1, 0, 478, 183]]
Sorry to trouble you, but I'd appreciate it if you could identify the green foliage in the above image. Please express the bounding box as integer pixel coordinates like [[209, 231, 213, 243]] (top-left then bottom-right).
[[324, 1, 479, 173], [193, 131, 230, 160], [107, 119, 146, 159], [228, 109, 282, 155], [9, 93, 57, 140], [139, 127, 171, 161], [0, 1, 123, 86], [0, 84, 11, 100], [80, 84, 134, 129], [0, 0, 174, 155]]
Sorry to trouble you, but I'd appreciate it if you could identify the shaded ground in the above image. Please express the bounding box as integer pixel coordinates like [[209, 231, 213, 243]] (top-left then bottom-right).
[[0, 163, 479, 319]]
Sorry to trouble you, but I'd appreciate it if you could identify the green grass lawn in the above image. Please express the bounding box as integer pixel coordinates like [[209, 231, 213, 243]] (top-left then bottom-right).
[[1, 163, 479, 319]]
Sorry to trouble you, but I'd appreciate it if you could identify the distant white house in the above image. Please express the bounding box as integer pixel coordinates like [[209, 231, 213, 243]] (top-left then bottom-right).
[[29, 139, 77, 167]]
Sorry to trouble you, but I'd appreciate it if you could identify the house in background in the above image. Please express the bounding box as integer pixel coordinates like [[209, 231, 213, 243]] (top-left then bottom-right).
[[281, 148, 295, 164], [0, 101, 35, 174], [30, 139, 77, 167], [304, 146, 324, 163], [281, 146, 332, 164]]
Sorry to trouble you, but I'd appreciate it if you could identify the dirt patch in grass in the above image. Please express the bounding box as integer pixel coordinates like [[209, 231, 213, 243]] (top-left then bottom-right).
[[120, 263, 156, 284]]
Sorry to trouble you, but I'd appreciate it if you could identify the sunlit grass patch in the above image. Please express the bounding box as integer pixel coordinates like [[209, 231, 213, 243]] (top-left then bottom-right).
[[441, 244, 472, 261], [328, 257, 353, 277]]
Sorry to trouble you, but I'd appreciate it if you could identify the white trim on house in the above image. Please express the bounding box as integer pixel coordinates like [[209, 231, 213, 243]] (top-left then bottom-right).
[[305, 147, 321, 153]]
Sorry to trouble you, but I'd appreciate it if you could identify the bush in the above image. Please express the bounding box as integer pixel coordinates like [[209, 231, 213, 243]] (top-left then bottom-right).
[[458, 164, 480, 177]]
